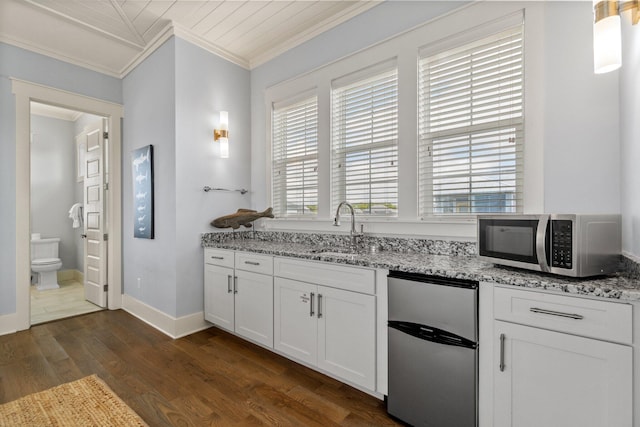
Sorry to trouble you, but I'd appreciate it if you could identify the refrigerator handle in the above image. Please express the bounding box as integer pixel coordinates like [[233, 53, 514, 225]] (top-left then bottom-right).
[[499, 333, 506, 372]]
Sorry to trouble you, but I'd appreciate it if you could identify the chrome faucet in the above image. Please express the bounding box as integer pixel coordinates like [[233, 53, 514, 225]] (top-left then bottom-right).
[[334, 201, 362, 248]]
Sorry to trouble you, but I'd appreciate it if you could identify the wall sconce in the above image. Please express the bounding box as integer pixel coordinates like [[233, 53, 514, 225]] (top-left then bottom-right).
[[593, 0, 639, 73], [214, 111, 229, 158]]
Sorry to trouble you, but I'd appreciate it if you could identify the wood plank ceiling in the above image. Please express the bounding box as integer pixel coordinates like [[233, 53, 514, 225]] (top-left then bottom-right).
[[0, 0, 380, 76]]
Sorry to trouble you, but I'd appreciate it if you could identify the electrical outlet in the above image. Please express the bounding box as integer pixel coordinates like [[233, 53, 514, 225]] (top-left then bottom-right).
[[137, 277, 141, 289]]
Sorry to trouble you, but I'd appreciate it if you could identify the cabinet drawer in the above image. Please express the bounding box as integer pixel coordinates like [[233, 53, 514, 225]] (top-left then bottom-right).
[[204, 248, 234, 268], [235, 252, 273, 275], [494, 286, 632, 344], [274, 257, 375, 295]]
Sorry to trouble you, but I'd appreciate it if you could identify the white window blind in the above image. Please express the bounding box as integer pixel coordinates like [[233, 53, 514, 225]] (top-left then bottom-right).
[[272, 95, 318, 216], [418, 24, 524, 216], [331, 65, 398, 217]]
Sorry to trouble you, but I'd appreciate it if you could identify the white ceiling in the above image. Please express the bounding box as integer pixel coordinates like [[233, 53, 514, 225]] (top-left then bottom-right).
[[0, 0, 381, 77]]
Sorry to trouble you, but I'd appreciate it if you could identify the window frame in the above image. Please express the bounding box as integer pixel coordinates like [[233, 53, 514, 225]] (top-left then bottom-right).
[[418, 17, 525, 217], [271, 91, 320, 218], [330, 61, 399, 218]]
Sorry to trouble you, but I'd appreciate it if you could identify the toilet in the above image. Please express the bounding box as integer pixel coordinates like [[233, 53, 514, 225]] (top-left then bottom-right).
[[31, 234, 62, 290]]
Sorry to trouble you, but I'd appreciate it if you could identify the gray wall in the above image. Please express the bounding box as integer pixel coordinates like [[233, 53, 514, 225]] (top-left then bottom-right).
[[250, 1, 620, 219], [123, 38, 250, 317], [174, 37, 251, 317], [122, 36, 251, 318], [541, 2, 620, 213], [621, 14, 640, 258], [30, 115, 77, 271], [0, 42, 122, 316], [123, 38, 178, 316], [249, 1, 467, 211]]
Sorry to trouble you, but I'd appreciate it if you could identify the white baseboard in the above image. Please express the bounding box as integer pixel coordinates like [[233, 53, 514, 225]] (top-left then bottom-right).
[[121, 294, 211, 339], [0, 312, 18, 336], [57, 269, 83, 282]]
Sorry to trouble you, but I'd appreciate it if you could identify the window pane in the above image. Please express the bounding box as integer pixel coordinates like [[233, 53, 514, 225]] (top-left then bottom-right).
[[332, 67, 398, 217], [419, 25, 524, 216], [272, 96, 318, 216]]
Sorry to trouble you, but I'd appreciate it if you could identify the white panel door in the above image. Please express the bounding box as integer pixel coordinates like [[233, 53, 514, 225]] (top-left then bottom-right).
[[234, 270, 274, 348], [274, 277, 317, 365], [493, 320, 632, 427], [82, 119, 107, 307], [317, 286, 376, 390], [204, 263, 235, 333]]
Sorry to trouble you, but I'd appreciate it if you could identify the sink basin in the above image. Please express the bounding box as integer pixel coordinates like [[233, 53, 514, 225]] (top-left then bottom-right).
[[310, 248, 361, 256]]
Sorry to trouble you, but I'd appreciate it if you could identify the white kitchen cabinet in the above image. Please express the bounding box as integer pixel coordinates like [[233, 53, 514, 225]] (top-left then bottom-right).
[[490, 286, 633, 427], [204, 249, 274, 348], [274, 275, 376, 391], [204, 261, 235, 331]]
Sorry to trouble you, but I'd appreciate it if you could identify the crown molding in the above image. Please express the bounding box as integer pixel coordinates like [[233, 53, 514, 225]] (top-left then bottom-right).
[[0, 33, 122, 78], [119, 22, 251, 78], [172, 23, 250, 70]]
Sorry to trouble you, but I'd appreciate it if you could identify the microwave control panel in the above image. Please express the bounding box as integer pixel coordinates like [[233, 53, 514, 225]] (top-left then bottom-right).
[[551, 220, 573, 269]]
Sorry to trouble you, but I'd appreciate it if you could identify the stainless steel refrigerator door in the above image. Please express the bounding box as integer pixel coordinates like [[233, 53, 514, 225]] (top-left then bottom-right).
[[388, 276, 478, 342], [387, 326, 477, 427]]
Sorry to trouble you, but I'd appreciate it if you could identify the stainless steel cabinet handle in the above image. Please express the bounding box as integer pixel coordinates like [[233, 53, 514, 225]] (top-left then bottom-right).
[[310, 293, 315, 317], [227, 275, 232, 293], [529, 307, 584, 320], [499, 333, 506, 372], [244, 261, 260, 266], [317, 294, 323, 318], [233, 276, 238, 294], [210, 256, 224, 260]]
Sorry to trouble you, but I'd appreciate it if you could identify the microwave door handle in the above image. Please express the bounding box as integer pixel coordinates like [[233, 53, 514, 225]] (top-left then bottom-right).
[[536, 215, 550, 273]]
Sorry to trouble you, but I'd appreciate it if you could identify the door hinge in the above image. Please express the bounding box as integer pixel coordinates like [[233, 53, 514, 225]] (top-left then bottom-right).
[[103, 284, 108, 292], [104, 233, 108, 241], [103, 131, 109, 139], [104, 183, 109, 190]]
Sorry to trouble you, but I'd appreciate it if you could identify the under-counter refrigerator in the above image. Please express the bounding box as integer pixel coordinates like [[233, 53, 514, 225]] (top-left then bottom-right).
[[387, 271, 479, 427]]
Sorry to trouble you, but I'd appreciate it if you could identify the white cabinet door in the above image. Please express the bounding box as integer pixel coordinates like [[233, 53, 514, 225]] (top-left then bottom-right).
[[493, 320, 632, 427], [204, 263, 235, 333], [235, 270, 274, 348], [317, 285, 375, 390], [274, 277, 317, 365]]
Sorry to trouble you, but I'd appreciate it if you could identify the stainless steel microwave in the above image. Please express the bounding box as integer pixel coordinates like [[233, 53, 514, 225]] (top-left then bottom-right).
[[477, 214, 621, 277]]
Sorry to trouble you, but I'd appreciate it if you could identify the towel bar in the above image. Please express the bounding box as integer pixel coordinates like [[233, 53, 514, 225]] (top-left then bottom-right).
[[203, 186, 248, 195]]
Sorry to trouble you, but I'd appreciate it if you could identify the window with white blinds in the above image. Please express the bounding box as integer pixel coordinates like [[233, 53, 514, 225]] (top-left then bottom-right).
[[418, 24, 524, 216], [331, 65, 398, 217], [272, 95, 318, 217]]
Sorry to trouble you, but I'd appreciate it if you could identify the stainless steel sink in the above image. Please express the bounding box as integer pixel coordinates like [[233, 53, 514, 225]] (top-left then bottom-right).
[[309, 248, 361, 256]]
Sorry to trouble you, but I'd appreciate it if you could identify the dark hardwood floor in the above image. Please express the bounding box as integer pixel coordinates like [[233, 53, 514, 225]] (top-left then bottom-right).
[[0, 310, 402, 426]]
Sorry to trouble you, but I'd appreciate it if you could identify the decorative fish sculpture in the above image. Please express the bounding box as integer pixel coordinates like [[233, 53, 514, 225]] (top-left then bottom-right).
[[211, 207, 274, 229]]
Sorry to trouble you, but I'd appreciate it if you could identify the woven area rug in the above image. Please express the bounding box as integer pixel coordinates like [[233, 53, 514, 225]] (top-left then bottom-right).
[[0, 375, 148, 426]]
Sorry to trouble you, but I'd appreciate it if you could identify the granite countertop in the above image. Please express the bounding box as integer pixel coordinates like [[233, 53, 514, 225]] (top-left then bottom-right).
[[202, 233, 640, 302]]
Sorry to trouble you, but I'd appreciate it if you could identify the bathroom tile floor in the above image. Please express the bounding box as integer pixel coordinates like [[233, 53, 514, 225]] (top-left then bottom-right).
[[30, 279, 103, 325]]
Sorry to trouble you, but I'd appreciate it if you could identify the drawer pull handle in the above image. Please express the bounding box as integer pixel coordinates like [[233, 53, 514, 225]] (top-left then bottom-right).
[[233, 276, 238, 294], [227, 275, 232, 293], [529, 307, 584, 320], [310, 293, 315, 317], [317, 294, 323, 318], [244, 261, 260, 266], [210, 256, 224, 260], [499, 333, 506, 372]]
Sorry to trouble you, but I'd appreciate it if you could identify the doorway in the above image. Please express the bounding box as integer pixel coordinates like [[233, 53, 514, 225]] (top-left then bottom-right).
[[12, 79, 124, 333], [29, 102, 105, 324]]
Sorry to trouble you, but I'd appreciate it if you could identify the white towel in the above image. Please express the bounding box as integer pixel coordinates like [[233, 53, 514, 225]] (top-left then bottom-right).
[[68, 203, 83, 228]]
